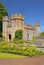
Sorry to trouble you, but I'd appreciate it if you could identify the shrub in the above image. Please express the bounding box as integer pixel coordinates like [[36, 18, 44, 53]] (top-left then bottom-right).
[[13, 39, 25, 44], [0, 37, 5, 42], [0, 42, 44, 56], [13, 39, 19, 44], [15, 30, 22, 40], [18, 39, 25, 44]]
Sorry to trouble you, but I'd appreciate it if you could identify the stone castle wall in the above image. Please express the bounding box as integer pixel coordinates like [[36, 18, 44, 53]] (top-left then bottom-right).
[[2, 14, 40, 41]]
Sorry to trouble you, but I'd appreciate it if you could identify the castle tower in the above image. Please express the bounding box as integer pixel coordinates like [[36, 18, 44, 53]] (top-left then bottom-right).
[[11, 14, 24, 40], [2, 14, 24, 41], [34, 22, 40, 37], [3, 16, 11, 41], [3, 16, 9, 40]]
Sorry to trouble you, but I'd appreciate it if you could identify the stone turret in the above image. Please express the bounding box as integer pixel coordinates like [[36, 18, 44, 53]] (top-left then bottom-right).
[[3, 16, 9, 21], [3, 16, 11, 41], [3, 16, 9, 40], [11, 14, 24, 30], [2, 14, 25, 41], [34, 22, 40, 37], [11, 14, 24, 40]]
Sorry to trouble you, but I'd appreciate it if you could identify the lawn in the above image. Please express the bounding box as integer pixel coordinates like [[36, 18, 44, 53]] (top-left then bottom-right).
[[0, 53, 25, 58]]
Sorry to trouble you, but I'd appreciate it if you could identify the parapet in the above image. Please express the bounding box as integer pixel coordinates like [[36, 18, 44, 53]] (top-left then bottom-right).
[[11, 14, 24, 20], [3, 16, 10, 22], [24, 23, 34, 30], [35, 22, 40, 26]]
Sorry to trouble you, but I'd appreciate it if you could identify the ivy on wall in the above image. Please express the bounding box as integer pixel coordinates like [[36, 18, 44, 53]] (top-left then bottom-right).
[[15, 30, 23, 40]]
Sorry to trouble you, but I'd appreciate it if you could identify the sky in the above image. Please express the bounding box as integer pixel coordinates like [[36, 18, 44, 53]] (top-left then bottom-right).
[[0, 0, 44, 32]]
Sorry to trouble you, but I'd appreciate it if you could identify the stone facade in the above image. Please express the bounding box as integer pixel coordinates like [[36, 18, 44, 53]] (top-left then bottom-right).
[[2, 14, 40, 41]]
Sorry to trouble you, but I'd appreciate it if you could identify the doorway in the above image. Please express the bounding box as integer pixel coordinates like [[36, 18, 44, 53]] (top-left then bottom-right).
[[9, 34, 11, 40]]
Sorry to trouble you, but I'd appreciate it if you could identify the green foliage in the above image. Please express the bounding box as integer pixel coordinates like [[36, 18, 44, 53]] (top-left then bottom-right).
[[0, 42, 44, 56], [18, 39, 25, 44], [14, 30, 24, 44], [0, 32, 2, 37], [0, 2, 8, 37], [15, 30, 22, 40], [13, 39, 25, 44], [0, 37, 5, 42], [39, 32, 44, 37], [13, 39, 19, 44], [0, 53, 25, 58]]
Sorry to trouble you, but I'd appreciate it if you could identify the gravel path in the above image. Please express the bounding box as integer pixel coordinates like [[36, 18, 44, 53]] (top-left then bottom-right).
[[0, 55, 44, 65]]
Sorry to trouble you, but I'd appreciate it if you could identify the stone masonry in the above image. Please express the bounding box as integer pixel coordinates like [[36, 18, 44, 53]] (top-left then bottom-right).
[[2, 14, 40, 41]]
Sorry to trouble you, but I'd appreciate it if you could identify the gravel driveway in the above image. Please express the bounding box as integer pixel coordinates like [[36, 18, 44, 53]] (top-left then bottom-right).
[[0, 55, 44, 65]]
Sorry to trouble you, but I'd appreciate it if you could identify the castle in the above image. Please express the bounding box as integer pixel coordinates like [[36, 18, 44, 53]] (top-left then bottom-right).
[[3, 14, 40, 41]]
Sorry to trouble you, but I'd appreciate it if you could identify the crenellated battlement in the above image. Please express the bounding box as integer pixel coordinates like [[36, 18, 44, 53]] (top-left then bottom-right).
[[35, 22, 40, 26], [11, 14, 24, 20], [3, 16, 11, 22], [3, 16, 9, 21], [24, 23, 34, 30]]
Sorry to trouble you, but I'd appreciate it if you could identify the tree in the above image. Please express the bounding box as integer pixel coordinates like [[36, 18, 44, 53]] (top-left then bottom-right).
[[39, 32, 44, 37], [15, 30, 22, 40], [0, 2, 8, 37]]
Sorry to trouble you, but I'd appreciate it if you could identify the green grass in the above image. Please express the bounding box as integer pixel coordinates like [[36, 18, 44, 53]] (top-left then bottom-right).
[[0, 53, 25, 58]]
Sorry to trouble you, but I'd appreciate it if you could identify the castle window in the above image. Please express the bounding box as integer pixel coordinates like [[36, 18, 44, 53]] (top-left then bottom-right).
[[27, 34, 30, 41], [7, 22, 11, 26], [8, 22, 10, 25]]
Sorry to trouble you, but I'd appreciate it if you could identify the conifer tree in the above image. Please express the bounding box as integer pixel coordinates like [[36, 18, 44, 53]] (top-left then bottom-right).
[[0, 2, 8, 37]]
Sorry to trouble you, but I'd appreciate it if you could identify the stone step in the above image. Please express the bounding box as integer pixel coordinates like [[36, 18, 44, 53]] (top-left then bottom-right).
[[34, 36, 44, 47]]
